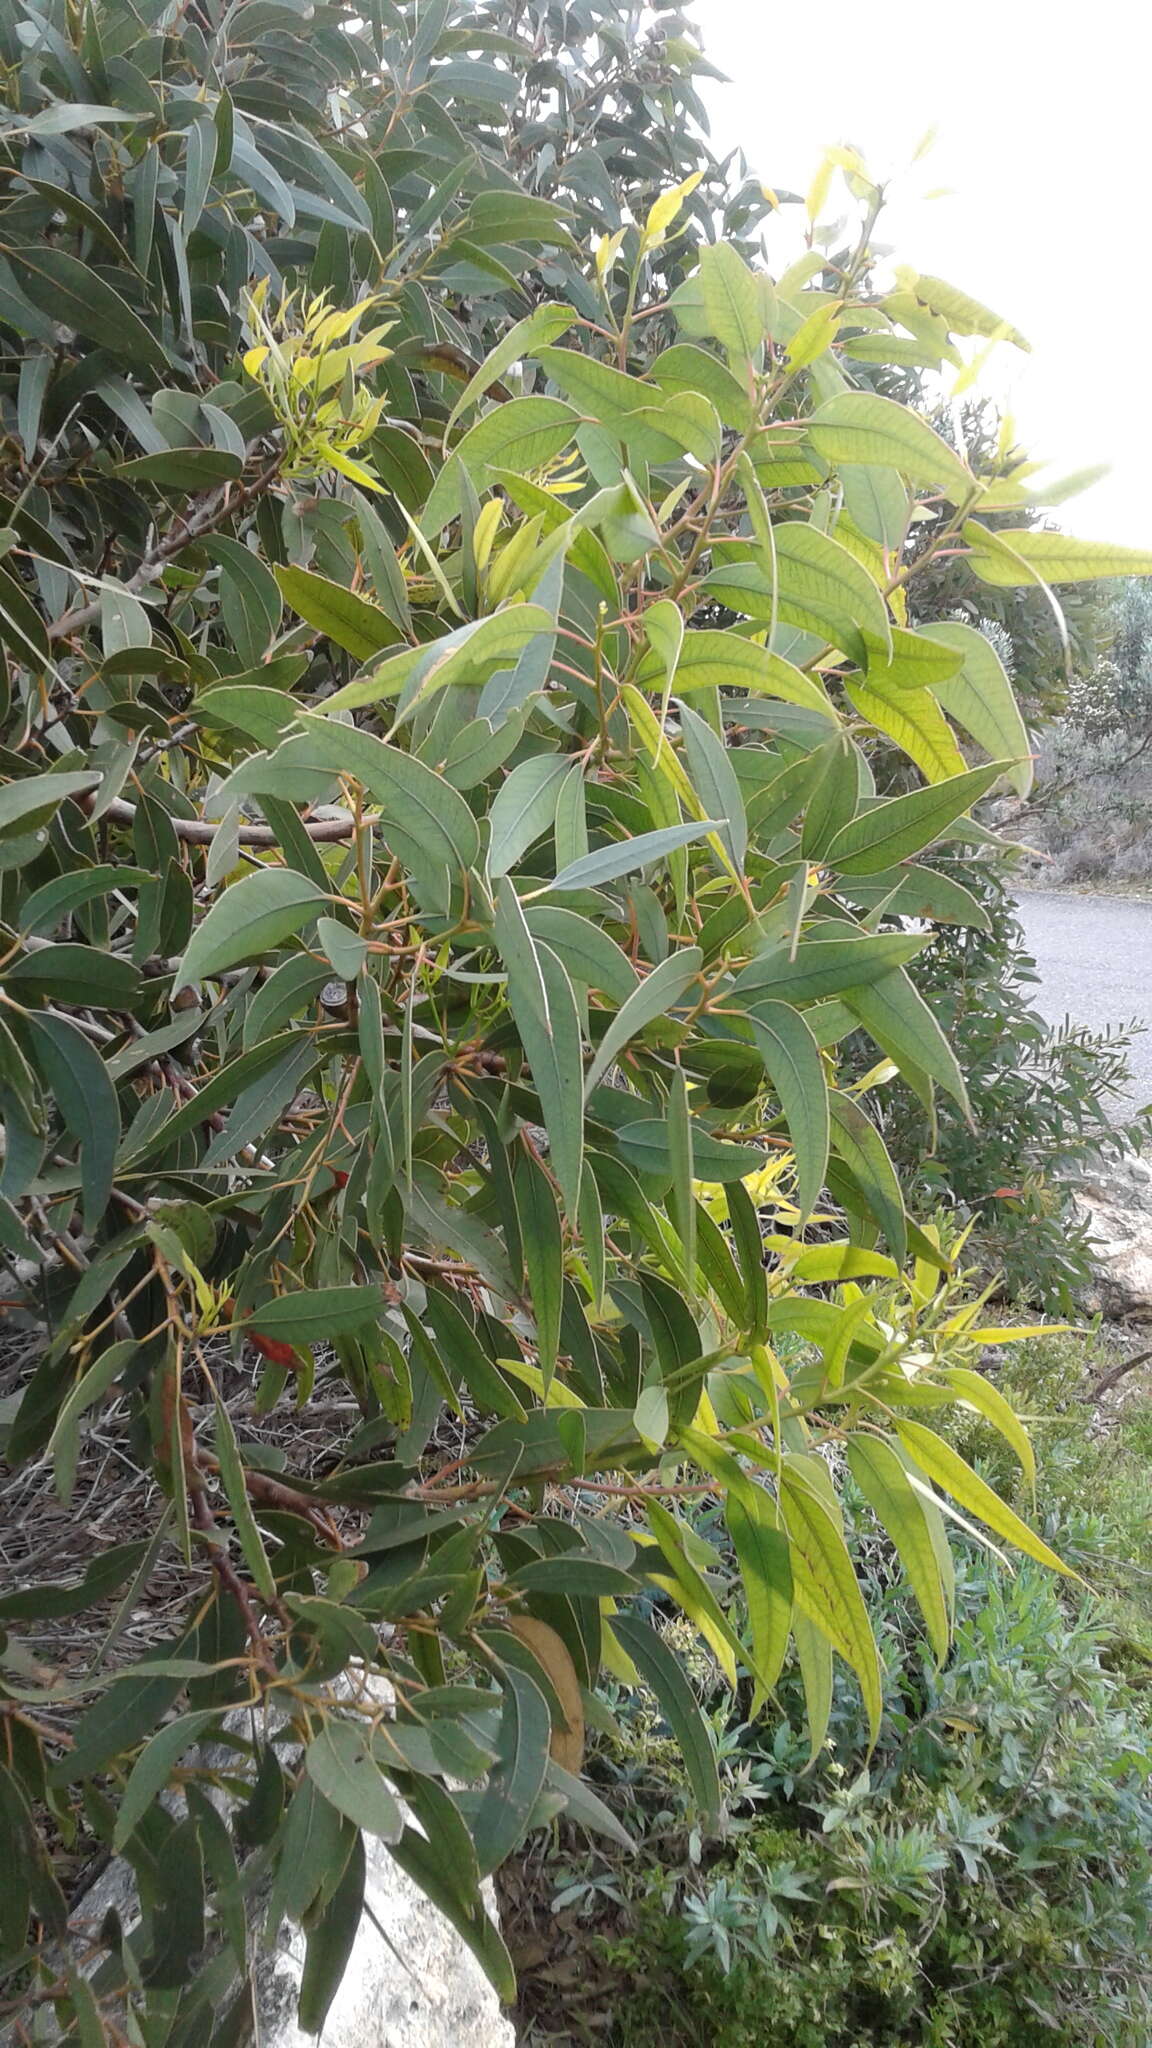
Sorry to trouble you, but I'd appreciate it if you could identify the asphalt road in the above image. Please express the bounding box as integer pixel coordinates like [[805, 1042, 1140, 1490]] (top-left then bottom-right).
[[1014, 890, 1152, 1120]]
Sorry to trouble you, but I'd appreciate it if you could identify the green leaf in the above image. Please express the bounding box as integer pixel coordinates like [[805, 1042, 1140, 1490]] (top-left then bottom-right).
[[616, 1119, 765, 1183], [298, 1831, 365, 2035], [896, 1420, 1074, 1575], [56, 1667, 185, 1783], [21, 864, 152, 935], [494, 880, 584, 1221], [293, 716, 481, 874], [649, 343, 755, 430], [926, 621, 1035, 796], [780, 1467, 882, 1743], [385, 1826, 515, 2002], [5, 943, 143, 1012], [669, 241, 770, 358], [173, 867, 327, 989], [846, 1436, 951, 1663], [550, 821, 722, 894], [842, 966, 969, 1114], [488, 754, 570, 878], [745, 1002, 829, 1221], [451, 395, 579, 487], [611, 1612, 720, 1828], [306, 1719, 404, 1840], [324, 605, 553, 718], [862, 625, 965, 691], [212, 1387, 277, 1603], [583, 947, 702, 1096], [0, 1538, 148, 1620], [445, 303, 575, 438], [114, 1710, 218, 1851], [725, 1489, 793, 1696], [117, 447, 244, 490], [843, 673, 968, 783], [8, 245, 168, 371], [0, 771, 100, 839], [197, 684, 301, 748], [792, 1610, 833, 1762], [678, 700, 746, 872], [515, 1150, 563, 1394], [523, 907, 637, 1003], [827, 1091, 907, 1262], [471, 1664, 552, 1875], [734, 930, 930, 1004], [808, 391, 972, 494], [824, 762, 1009, 874], [275, 566, 403, 660], [22, 1011, 119, 1230], [250, 1286, 381, 1343]]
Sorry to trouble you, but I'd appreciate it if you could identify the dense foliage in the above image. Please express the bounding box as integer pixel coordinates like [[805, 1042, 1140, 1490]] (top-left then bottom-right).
[[3, 0, 1152, 2038], [512, 1502, 1152, 2047]]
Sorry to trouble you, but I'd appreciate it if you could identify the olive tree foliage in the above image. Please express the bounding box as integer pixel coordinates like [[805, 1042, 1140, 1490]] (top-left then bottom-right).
[[4, 0, 1152, 2036]]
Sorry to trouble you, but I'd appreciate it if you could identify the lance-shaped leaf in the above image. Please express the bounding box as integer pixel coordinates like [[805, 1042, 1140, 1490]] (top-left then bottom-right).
[[583, 947, 702, 1096], [678, 699, 747, 872], [896, 1420, 1075, 1577], [494, 879, 584, 1220], [925, 621, 1035, 797], [828, 1090, 907, 1262], [780, 1466, 882, 1742], [843, 673, 968, 783], [636, 627, 836, 719], [745, 1001, 829, 1221], [173, 867, 327, 989], [846, 1436, 951, 1663], [807, 390, 973, 495], [295, 716, 481, 872], [550, 820, 721, 894], [274, 566, 403, 661], [842, 966, 969, 1115], [824, 761, 1009, 874], [445, 302, 574, 437], [487, 753, 570, 878], [964, 524, 1152, 586], [725, 1488, 793, 1698], [22, 1012, 119, 1230], [734, 930, 930, 1005], [611, 1612, 720, 1828], [306, 1719, 404, 1840], [471, 1664, 552, 1875]]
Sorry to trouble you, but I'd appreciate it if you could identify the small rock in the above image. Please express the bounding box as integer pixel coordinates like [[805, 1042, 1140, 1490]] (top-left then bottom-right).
[[1069, 1151, 1152, 1316]]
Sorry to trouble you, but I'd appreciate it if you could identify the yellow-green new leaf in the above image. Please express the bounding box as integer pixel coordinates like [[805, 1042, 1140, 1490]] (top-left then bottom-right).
[[943, 1367, 1036, 1499], [965, 524, 1152, 587], [780, 1469, 883, 1742], [924, 621, 1034, 796], [843, 675, 968, 783], [907, 273, 1030, 350], [808, 391, 973, 496], [846, 1436, 951, 1663], [896, 1419, 1074, 1576]]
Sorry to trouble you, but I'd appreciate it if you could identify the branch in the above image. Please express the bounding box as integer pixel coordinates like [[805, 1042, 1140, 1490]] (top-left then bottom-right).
[[81, 791, 358, 846], [47, 453, 284, 645]]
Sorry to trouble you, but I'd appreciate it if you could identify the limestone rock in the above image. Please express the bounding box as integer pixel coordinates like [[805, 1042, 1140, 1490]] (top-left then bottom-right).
[[260, 1851, 514, 2048], [1070, 1150, 1152, 1316]]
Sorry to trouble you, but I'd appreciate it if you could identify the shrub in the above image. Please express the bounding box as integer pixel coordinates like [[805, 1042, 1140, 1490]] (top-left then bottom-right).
[[3, 1, 1152, 2038], [511, 1528, 1152, 2046], [859, 864, 1152, 1307]]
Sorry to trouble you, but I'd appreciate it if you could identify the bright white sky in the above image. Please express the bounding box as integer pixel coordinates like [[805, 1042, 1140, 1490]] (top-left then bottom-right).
[[693, 0, 1152, 547]]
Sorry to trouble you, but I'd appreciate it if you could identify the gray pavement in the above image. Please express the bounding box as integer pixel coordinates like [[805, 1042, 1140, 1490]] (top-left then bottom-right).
[[1014, 890, 1152, 1119]]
